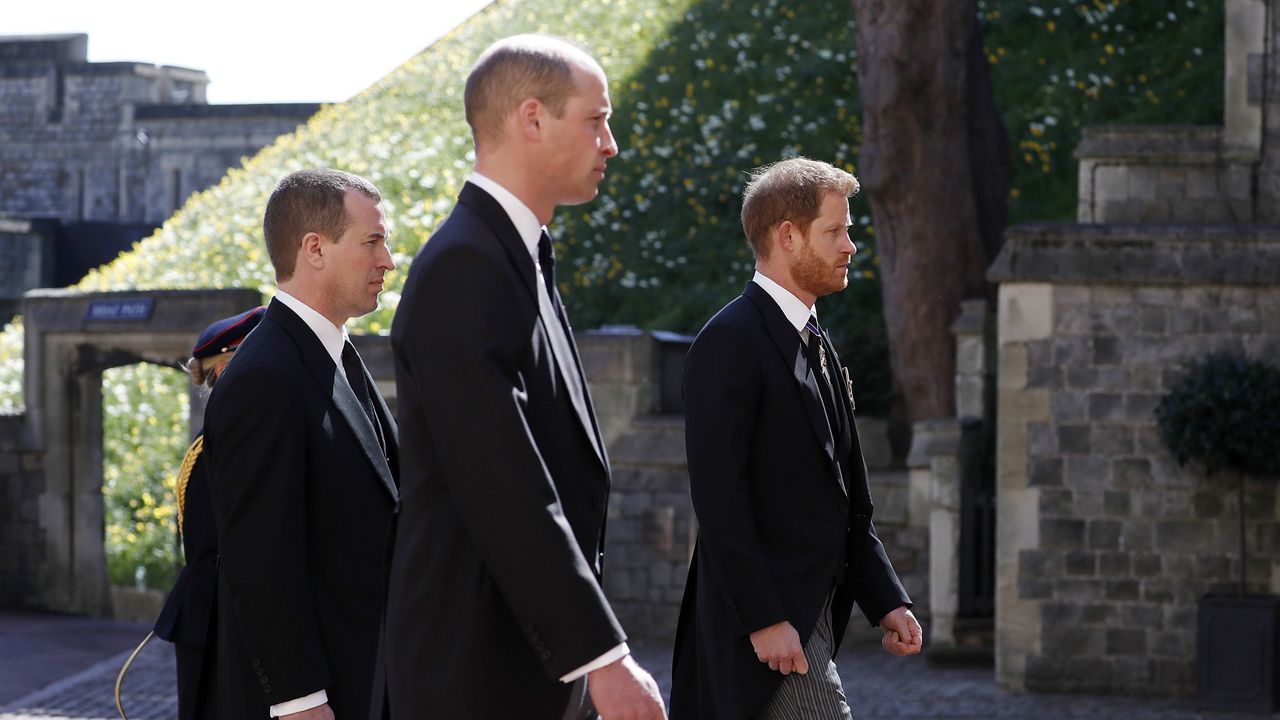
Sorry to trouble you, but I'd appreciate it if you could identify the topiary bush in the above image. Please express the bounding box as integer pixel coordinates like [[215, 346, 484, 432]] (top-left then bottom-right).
[[1155, 352, 1280, 478], [1155, 351, 1280, 595]]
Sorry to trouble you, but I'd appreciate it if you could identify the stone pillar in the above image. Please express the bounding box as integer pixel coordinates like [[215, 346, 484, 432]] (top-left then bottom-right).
[[992, 281, 1054, 691], [911, 419, 964, 648], [1224, 0, 1267, 155]]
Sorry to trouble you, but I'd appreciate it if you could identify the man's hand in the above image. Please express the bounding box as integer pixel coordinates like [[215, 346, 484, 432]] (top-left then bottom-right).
[[878, 606, 923, 656], [749, 620, 809, 675], [281, 703, 334, 720], [587, 654, 666, 720]]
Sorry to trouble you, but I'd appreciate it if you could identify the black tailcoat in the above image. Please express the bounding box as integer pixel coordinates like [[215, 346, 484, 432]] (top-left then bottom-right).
[[669, 281, 911, 720]]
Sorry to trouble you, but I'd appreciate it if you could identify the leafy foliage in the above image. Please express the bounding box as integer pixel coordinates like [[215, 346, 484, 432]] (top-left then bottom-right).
[[0, 0, 1224, 583], [1155, 352, 1280, 478]]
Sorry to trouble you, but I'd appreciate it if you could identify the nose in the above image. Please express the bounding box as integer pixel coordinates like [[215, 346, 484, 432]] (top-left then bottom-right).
[[378, 242, 395, 271], [601, 119, 618, 158], [842, 230, 856, 256]]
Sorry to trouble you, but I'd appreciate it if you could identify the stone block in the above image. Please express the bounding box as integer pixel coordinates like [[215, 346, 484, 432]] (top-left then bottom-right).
[[1125, 336, 1184, 365], [1105, 579, 1141, 602], [1091, 425, 1135, 456], [1228, 304, 1263, 333], [1050, 392, 1087, 423], [1039, 488, 1074, 516], [1098, 551, 1130, 576], [999, 284, 1054, 343], [1092, 335, 1122, 365], [1132, 552, 1163, 577], [1057, 424, 1090, 454], [1018, 573, 1053, 600], [1114, 458, 1153, 486], [1028, 457, 1063, 488], [1026, 364, 1061, 390], [1053, 337, 1092, 366], [1150, 629, 1191, 658], [1082, 604, 1116, 625], [1087, 393, 1124, 422], [1156, 519, 1217, 554], [1168, 309, 1198, 334], [998, 344, 1028, 391], [1019, 548, 1057, 577], [1044, 626, 1105, 656], [1141, 579, 1177, 604], [1104, 491, 1131, 516], [1041, 601, 1083, 624], [1139, 307, 1168, 334], [1155, 168, 1188, 200], [1088, 520, 1123, 550], [1100, 625, 1152, 653], [1028, 422, 1055, 457], [1131, 365, 1162, 391], [1191, 491, 1226, 518], [1041, 519, 1085, 549], [1128, 169, 1158, 201], [1065, 550, 1097, 576], [1134, 288, 1181, 306], [1065, 455, 1112, 487]]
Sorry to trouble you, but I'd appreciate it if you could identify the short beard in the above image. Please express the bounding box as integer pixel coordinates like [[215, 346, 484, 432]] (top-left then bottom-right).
[[792, 236, 846, 299]]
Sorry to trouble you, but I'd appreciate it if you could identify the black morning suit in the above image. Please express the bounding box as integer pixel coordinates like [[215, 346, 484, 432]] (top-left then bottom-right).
[[670, 281, 911, 720], [379, 182, 625, 718], [202, 299, 399, 719], [154, 440, 216, 720]]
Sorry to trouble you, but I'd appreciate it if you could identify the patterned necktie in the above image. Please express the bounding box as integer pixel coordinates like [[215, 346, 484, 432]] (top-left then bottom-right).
[[804, 317, 842, 440]]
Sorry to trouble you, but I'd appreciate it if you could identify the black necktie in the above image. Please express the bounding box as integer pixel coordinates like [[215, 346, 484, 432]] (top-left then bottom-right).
[[537, 231, 560, 312], [342, 340, 385, 453]]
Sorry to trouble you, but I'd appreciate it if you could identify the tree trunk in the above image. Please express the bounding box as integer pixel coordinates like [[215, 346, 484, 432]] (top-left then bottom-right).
[[851, 0, 1010, 437]]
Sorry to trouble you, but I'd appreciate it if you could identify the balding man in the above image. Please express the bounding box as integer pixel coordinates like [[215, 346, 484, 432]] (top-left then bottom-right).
[[377, 35, 666, 719]]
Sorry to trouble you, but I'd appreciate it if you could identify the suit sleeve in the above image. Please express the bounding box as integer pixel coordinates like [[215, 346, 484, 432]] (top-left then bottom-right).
[[683, 320, 788, 636], [847, 518, 912, 627], [204, 362, 331, 704], [395, 242, 625, 679]]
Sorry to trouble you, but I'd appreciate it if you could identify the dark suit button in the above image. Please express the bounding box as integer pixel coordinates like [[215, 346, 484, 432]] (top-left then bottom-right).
[[263, 685, 271, 694], [259, 675, 269, 684], [541, 650, 553, 660], [252, 659, 262, 668], [839, 503, 849, 514]]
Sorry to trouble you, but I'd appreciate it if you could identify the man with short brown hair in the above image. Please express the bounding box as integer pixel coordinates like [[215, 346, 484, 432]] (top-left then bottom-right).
[[379, 35, 665, 720], [204, 168, 399, 720], [670, 157, 921, 720]]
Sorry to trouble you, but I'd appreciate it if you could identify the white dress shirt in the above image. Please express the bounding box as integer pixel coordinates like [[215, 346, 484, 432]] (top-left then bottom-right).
[[262, 289, 346, 717], [468, 172, 631, 682], [752, 270, 816, 335]]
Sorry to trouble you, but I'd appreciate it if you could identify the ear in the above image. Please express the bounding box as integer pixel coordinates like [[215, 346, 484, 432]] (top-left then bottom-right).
[[516, 97, 542, 141], [775, 220, 798, 254], [299, 231, 326, 271]]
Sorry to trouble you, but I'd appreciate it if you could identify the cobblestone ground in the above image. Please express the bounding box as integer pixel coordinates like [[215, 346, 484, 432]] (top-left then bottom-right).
[[3, 640, 1279, 720]]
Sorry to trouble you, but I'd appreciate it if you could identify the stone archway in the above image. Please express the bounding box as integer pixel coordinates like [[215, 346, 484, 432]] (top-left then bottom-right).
[[19, 288, 261, 616]]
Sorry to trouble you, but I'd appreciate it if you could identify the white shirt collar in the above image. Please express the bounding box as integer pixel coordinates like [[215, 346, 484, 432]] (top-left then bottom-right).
[[468, 172, 544, 261], [273, 289, 348, 367], [752, 271, 815, 335]]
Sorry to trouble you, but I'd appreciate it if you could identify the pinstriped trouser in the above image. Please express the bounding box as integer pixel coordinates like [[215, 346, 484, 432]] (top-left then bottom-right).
[[754, 591, 854, 720]]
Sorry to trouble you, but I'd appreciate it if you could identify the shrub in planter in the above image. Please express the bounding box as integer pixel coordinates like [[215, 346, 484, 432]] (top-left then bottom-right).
[[1155, 351, 1280, 711]]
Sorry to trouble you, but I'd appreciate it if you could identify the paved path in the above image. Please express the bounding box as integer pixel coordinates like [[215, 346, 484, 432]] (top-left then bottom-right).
[[2, 611, 1278, 719]]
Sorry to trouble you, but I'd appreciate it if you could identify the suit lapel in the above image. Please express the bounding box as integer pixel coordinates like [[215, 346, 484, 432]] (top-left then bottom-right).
[[457, 184, 609, 473], [741, 282, 835, 467], [266, 301, 399, 502]]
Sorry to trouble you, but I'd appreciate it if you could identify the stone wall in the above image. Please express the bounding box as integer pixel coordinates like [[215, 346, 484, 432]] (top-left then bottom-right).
[[0, 34, 318, 302], [990, 223, 1280, 696], [0, 414, 44, 608]]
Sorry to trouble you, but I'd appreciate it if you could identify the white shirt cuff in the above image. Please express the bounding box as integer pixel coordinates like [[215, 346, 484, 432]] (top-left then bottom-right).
[[559, 643, 630, 683], [269, 690, 328, 717]]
